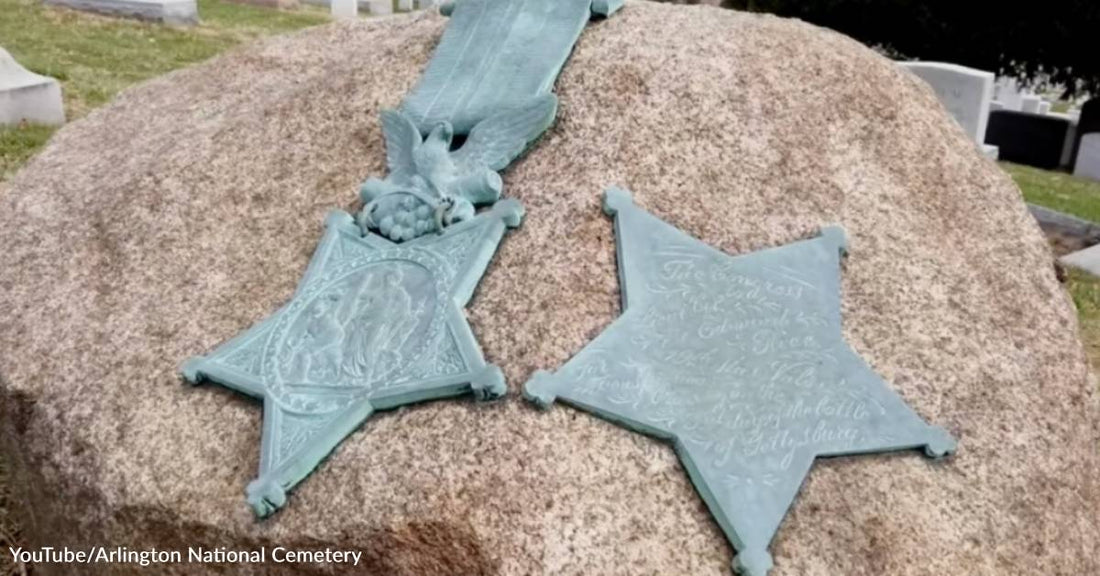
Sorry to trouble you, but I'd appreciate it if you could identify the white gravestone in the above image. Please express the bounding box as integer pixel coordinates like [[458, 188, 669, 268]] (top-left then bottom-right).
[[995, 77, 1024, 111], [0, 47, 64, 126], [1075, 133, 1100, 182], [43, 0, 197, 25], [367, 0, 391, 13], [1038, 101, 1052, 115], [331, 0, 356, 18], [899, 61, 995, 158], [990, 100, 1005, 112], [1021, 95, 1041, 113]]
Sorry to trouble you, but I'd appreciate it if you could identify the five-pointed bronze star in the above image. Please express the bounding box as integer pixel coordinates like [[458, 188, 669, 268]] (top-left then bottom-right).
[[525, 188, 956, 576]]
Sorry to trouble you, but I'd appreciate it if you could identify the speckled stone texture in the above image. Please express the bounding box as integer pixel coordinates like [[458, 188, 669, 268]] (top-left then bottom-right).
[[1, 3, 1098, 575]]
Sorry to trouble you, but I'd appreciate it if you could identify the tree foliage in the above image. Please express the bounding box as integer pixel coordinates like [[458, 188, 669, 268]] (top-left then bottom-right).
[[716, 0, 1098, 97]]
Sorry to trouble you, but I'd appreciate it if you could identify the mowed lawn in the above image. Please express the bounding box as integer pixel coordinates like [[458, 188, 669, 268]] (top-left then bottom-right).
[[0, 0, 329, 181], [1003, 161, 1100, 371]]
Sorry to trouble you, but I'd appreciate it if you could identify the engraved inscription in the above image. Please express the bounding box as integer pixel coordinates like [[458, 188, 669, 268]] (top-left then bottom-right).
[[524, 190, 957, 574], [568, 249, 880, 476]]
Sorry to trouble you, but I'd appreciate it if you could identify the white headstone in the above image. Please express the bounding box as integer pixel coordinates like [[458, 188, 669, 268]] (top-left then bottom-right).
[[0, 47, 64, 126], [995, 77, 1025, 111], [42, 0, 197, 25], [367, 0, 391, 13], [1075, 133, 1100, 182], [331, 0, 356, 18], [1021, 95, 1041, 113], [1038, 101, 1052, 115], [990, 100, 1005, 112], [899, 61, 994, 145]]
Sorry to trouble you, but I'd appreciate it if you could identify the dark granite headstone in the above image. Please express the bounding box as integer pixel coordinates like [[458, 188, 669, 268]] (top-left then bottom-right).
[[985, 110, 1071, 169]]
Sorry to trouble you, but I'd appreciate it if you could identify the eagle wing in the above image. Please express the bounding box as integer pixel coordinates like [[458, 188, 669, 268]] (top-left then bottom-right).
[[452, 94, 558, 172], [380, 109, 422, 184]]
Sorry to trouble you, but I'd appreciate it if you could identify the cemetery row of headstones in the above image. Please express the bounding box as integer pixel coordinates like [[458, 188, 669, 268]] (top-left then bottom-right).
[[31, 0, 436, 27], [0, 0, 442, 127], [899, 61, 1097, 182]]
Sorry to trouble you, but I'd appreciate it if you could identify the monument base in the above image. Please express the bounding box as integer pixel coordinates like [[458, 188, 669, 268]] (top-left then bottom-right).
[[43, 0, 198, 25]]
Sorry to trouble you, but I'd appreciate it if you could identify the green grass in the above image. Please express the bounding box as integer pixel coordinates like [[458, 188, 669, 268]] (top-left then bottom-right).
[[998, 161, 1100, 371], [1001, 161, 1100, 223], [0, 123, 56, 182], [1051, 100, 1073, 114], [0, 0, 329, 184], [1067, 269, 1100, 371]]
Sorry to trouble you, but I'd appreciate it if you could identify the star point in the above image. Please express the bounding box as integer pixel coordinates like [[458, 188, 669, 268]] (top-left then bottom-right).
[[525, 187, 955, 575], [183, 201, 522, 517]]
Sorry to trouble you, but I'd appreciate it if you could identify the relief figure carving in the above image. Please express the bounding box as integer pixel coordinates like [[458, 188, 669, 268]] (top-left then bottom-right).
[[282, 266, 428, 387]]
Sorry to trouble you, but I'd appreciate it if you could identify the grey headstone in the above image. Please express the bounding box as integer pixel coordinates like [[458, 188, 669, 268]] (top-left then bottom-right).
[[43, 0, 198, 25], [995, 77, 1024, 111], [331, 0, 357, 18], [1021, 95, 1041, 114], [366, 0, 392, 14], [899, 61, 994, 145], [301, 0, 377, 11], [1074, 132, 1100, 182], [0, 47, 64, 126]]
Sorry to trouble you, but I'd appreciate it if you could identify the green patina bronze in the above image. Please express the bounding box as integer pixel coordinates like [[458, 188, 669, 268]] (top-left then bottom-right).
[[359, 94, 556, 241], [184, 0, 623, 518], [359, 0, 622, 242], [184, 201, 523, 517], [405, 0, 621, 136], [524, 188, 956, 576]]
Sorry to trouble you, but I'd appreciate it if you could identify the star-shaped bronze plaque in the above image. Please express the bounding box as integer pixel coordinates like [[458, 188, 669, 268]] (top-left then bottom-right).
[[524, 188, 955, 576], [183, 200, 523, 517]]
